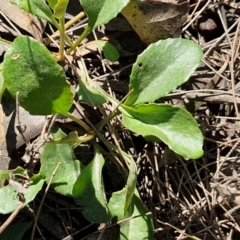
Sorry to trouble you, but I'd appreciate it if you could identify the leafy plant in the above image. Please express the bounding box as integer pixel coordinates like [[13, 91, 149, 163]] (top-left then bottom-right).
[[0, 0, 203, 239]]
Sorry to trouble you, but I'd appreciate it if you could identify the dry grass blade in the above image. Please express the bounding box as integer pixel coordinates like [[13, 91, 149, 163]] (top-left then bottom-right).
[[141, 0, 240, 239]]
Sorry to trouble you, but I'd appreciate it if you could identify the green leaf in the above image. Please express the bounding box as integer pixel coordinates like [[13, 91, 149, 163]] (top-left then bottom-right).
[[0, 167, 25, 184], [120, 192, 154, 240], [54, 0, 69, 19], [40, 126, 82, 196], [77, 61, 106, 105], [72, 144, 112, 223], [11, 0, 57, 26], [25, 173, 45, 205], [0, 173, 44, 214], [47, 0, 69, 19], [0, 222, 32, 240], [47, 0, 58, 9], [3, 36, 73, 116], [80, 0, 130, 29], [78, 82, 107, 105], [108, 155, 137, 220], [0, 171, 10, 182], [122, 104, 203, 159], [124, 38, 203, 106], [52, 131, 91, 148], [0, 185, 19, 214], [94, 40, 119, 61], [0, 63, 7, 102]]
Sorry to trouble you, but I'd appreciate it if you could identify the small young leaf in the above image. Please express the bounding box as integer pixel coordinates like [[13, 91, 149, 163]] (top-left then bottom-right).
[[108, 155, 137, 220], [47, 0, 69, 19], [40, 126, 82, 196], [0, 171, 10, 182], [122, 104, 203, 159], [72, 144, 112, 223], [120, 192, 154, 240], [47, 0, 58, 10], [54, 0, 68, 19], [3, 36, 73, 116], [53, 131, 90, 148], [80, 0, 130, 29], [124, 38, 203, 106], [0, 167, 26, 184], [11, 0, 57, 26], [95, 40, 119, 61]]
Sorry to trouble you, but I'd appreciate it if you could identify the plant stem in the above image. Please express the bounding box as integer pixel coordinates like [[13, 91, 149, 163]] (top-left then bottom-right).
[[80, 77, 132, 129], [44, 12, 85, 47], [65, 11, 86, 30], [53, 131, 95, 146], [64, 33, 74, 48], [74, 131, 96, 148], [96, 108, 119, 130], [49, 17, 74, 48], [66, 26, 92, 54], [58, 17, 65, 61], [0, 37, 11, 45], [66, 112, 92, 133], [52, 17, 60, 30], [89, 79, 129, 115]]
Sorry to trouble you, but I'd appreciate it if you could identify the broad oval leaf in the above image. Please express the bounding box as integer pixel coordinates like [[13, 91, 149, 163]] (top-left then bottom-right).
[[72, 144, 112, 223], [3, 36, 73, 116], [122, 104, 203, 159], [40, 126, 82, 196], [11, 0, 57, 26], [80, 0, 130, 29], [124, 38, 203, 106]]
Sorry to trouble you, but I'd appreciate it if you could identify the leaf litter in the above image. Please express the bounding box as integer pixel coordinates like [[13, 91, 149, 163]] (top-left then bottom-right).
[[1, 0, 240, 239]]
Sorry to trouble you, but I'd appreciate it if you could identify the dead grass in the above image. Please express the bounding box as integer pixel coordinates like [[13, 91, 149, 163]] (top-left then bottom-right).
[[1, 0, 240, 239], [144, 1, 240, 239]]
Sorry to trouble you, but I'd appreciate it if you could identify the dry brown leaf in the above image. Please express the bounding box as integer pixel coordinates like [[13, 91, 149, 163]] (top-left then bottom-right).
[[0, 105, 10, 171], [0, 102, 45, 171], [0, 0, 46, 41], [122, 0, 189, 44]]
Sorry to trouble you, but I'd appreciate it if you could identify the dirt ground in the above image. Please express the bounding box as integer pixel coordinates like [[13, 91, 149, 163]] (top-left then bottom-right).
[[1, 0, 240, 239]]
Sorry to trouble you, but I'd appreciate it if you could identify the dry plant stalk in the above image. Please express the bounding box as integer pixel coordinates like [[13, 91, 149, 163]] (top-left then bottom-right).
[[122, 0, 189, 44]]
